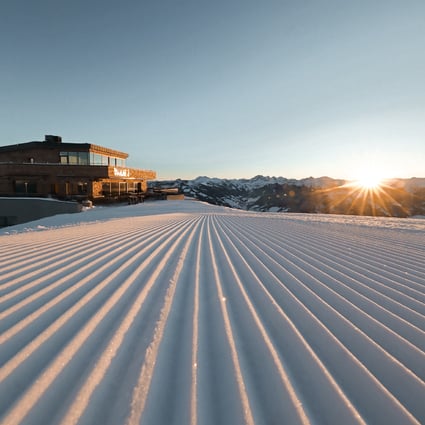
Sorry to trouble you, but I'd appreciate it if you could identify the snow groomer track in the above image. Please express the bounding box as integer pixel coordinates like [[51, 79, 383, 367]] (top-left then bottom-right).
[[1, 201, 424, 425]]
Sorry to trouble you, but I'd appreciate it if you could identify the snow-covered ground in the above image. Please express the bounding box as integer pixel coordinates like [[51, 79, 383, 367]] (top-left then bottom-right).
[[1, 200, 424, 425]]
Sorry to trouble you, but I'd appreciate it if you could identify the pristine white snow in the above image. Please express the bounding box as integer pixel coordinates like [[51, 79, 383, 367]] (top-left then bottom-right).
[[1, 200, 424, 425]]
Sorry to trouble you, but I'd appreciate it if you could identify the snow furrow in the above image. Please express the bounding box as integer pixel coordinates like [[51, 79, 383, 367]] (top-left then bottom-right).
[[205, 216, 256, 425], [252, 219, 425, 297], [232, 217, 425, 319], [61, 217, 204, 425], [0, 201, 424, 425], [125, 216, 203, 425], [0, 217, 195, 345], [222, 218, 425, 377], [0, 227, 117, 275], [253, 216, 425, 282], [286, 223, 425, 287], [190, 217, 203, 425], [222, 218, 425, 350], [0, 220, 164, 288], [210, 216, 346, 425], [0, 216, 199, 424], [214, 217, 425, 423], [0, 217, 186, 309]]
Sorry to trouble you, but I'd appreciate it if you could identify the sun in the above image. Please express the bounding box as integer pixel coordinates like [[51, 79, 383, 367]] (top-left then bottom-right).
[[356, 175, 382, 190], [353, 170, 384, 190]]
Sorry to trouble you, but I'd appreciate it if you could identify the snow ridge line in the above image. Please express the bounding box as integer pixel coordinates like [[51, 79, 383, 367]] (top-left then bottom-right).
[[126, 216, 204, 425], [61, 216, 204, 425], [0, 230, 97, 264], [230, 216, 425, 326], [212, 216, 368, 424], [244, 217, 425, 296], [0, 230, 139, 302], [0, 219, 159, 288], [261, 219, 425, 287], [232, 217, 425, 356], [0, 203, 424, 424], [0, 216, 198, 424], [0, 217, 179, 291], [190, 218, 204, 425], [0, 233, 104, 275], [217, 215, 424, 423], [0, 217, 193, 344], [206, 215, 256, 425], [209, 216, 312, 425], [0, 217, 184, 308]]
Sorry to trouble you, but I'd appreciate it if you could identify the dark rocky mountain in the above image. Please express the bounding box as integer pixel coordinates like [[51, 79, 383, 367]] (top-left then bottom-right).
[[149, 176, 425, 217]]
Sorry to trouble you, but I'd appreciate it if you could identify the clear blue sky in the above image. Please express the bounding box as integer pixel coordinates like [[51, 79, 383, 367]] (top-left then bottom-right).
[[1, 0, 424, 180]]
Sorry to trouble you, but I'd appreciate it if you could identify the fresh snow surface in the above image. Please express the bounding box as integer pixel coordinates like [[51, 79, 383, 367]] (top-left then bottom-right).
[[1, 200, 424, 425]]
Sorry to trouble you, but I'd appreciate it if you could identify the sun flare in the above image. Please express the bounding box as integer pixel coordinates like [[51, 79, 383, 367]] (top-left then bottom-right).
[[356, 175, 382, 190], [353, 171, 384, 190]]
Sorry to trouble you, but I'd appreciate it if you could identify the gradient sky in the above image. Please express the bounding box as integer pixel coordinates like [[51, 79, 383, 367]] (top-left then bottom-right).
[[1, 0, 424, 180]]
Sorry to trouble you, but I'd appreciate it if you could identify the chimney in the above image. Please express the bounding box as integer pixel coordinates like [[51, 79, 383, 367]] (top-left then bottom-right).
[[45, 135, 62, 143]]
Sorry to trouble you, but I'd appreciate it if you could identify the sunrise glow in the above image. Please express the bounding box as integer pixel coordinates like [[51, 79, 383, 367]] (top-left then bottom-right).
[[352, 169, 385, 191], [355, 175, 382, 190]]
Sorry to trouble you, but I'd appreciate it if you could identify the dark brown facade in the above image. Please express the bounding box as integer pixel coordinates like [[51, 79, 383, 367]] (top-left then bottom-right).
[[0, 135, 156, 201]]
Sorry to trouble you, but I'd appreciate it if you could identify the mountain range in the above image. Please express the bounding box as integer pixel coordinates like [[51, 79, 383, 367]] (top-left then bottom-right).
[[149, 175, 425, 217]]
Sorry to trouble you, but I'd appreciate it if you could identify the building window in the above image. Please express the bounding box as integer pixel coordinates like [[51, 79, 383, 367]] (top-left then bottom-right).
[[68, 152, 79, 165], [89, 153, 125, 166], [59, 152, 126, 167], [15, 180, 37, 194], [60, 151, 89, 165], [77, 182, 88, 194], [79, 152, 89, 165], [90, 153, 108, 165], [107, 157, 126, 167]]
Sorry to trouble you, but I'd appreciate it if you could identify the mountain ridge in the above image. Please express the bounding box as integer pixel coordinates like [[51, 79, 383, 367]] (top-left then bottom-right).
[[149, 175, 425, 217]]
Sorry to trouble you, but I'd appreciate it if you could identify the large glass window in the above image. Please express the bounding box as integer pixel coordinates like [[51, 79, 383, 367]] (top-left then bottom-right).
[[60, 152, 89, 165], [106, 157, 126, 167], [60, 151, 126, 166], [68, 152, 78, 164], [90, 153, 111, 165], [90, 153, 100, 165], [78, 152, 89, 165], [101, 182, 129, 196]]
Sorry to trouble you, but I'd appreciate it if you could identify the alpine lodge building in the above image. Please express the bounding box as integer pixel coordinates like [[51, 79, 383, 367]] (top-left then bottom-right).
[[0, 135, 156, 202]]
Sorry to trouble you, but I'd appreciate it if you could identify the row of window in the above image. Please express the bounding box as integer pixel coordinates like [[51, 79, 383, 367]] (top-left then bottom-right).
[[14, 181, 88, 195], [102, 182, 142, 195], [14, 180, 142, 196], [59, 152, 126, 167]]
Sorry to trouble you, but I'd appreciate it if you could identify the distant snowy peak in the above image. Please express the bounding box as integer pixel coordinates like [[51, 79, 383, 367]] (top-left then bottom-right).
[[169, 175, 424, 191], [156, 175, 347, 190], [299, 176, 346, 188], [150, 175, 425, 217], [150, 175, 349, 213]]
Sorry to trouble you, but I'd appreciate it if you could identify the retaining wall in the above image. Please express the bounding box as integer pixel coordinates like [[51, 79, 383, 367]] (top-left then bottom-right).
[[0, 197, 82, 227]]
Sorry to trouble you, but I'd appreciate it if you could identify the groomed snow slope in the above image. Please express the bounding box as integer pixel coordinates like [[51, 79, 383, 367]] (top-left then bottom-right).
[[1, 201, 424, 425]]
